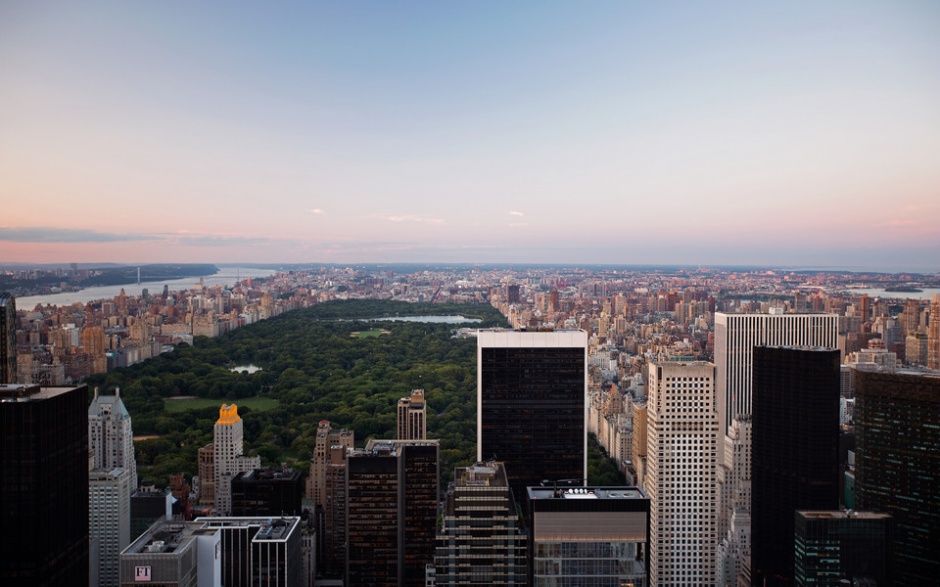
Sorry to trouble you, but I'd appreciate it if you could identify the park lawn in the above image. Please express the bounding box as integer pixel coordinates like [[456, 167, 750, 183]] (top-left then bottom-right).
[[163, 396, 280, 413], [350, 328, 391, 338]]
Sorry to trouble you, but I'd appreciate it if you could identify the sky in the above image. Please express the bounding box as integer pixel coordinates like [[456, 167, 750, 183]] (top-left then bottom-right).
[[2, 1, 939, 270]]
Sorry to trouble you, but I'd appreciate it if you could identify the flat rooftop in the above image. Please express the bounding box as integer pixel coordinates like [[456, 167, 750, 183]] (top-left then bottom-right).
[[797, 510, 892, 520], [124, 522, 199, 555], [527, 486, 646, 500], [0, 384, 84, 401], [454, 462, 509, 488], [197, 516, 301, 542]]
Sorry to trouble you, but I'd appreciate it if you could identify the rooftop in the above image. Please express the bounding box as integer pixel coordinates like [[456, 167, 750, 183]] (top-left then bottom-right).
[[797, 510, 893, 520], [124, 522, 198, 556], [454, 461, 509, 488], [0, 384, 85, 402], [527, 486, 646, 500], [197, 516, 301, 542]]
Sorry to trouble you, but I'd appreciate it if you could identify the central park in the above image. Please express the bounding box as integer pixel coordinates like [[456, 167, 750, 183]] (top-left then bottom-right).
[[87, 299, 625, 487]]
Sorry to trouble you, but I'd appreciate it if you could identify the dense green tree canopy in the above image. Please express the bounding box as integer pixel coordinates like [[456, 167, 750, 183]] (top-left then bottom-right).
[[86, 301, 507, 485]]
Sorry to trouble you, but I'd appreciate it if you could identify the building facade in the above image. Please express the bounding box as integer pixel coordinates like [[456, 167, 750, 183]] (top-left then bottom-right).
[[199, 517, 304, 587], [306, 420, 353, 504], [435, 462, 527, 585], [90, 468, 135, 587], [397, 389, 427, 440], [0, 292, 15, 383], [751, 347, 841, 587], [0, 384, 89, 587], [793, 510, 892, 587], [526, 486, 649, 587], [214, 404, 261, 516], [88, 387, 138, 484], [714, 312, 840, 434], [855, 370, 940, 587], [122, 516, 303, 587], [928, 294, 940, 369], [346, 440, 439, 587], [231, 469, 303, 517], [477, 329, 588, 500], [88, 387, 139, 586], [645, 361, 719, 587], [714, 312, 839, 586]]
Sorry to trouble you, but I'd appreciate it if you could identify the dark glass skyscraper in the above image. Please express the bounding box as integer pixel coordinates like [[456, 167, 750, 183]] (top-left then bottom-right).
[[231, 468, 303, 517], [855, 370, 940, 587], [346, 440, 439, 587], [793, 510, 892, 587], [751, 347, 841, 587], [0, 292, 16, 384], [477, 330, 587, 501], [1, 384, 89, 587]]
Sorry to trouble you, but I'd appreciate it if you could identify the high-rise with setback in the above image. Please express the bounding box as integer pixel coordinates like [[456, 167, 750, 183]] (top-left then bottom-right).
[[305, 420, 353, 577], [477, 329, 588, 500], [397, 389, 427, 440], [213, 404, 261, 516], [88, 388, 138, 587], [435, 462, 527, 585]]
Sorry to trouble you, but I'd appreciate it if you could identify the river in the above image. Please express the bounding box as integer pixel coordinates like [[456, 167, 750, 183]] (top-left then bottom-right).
[[841, 287, 940, 301], [16, 267, 277, 308]]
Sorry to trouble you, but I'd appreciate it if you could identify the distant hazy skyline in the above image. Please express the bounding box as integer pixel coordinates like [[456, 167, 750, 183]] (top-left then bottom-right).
[[2, 2, 939, 269]]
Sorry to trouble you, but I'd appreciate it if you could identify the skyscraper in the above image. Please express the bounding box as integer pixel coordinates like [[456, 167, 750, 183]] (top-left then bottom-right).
[[435, 462, 527, 585], [88, 387, 137, 486], [526, 485, 649, 587], [751, 347, 841, 587], [231, 469, 303, 517], [855, 369, 940, 587], [716, 418, 752, 587], [306, 420, 353, 504], [928, 294, 940, 369], [0, 292, 16, 384], [88, 388, 138, 587], [397, 389, 427, 440], [714, 311, 839, 585], [645, 361, 720, 587], [123, 516, 303, 587], [90, 468, 134, 587], [477, 329, 587, 500], [304, 420, 353, 577], [714, 312, 840, 434], [197, 443, 216, 505], [346, 439, 439, 587], [793, 510, 892, 587], [214, 404, 261, 516], [1, 384, 89, 587]]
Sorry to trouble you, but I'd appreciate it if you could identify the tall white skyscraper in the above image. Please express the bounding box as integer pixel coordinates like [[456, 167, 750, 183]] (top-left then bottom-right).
[[645, 361, 719, 587], [88, 387, 137, 485], [88, 388, 137, 587], [714, 311, 840, 434], [713, 311, 839, 586], [213, 404, 261, 516]]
